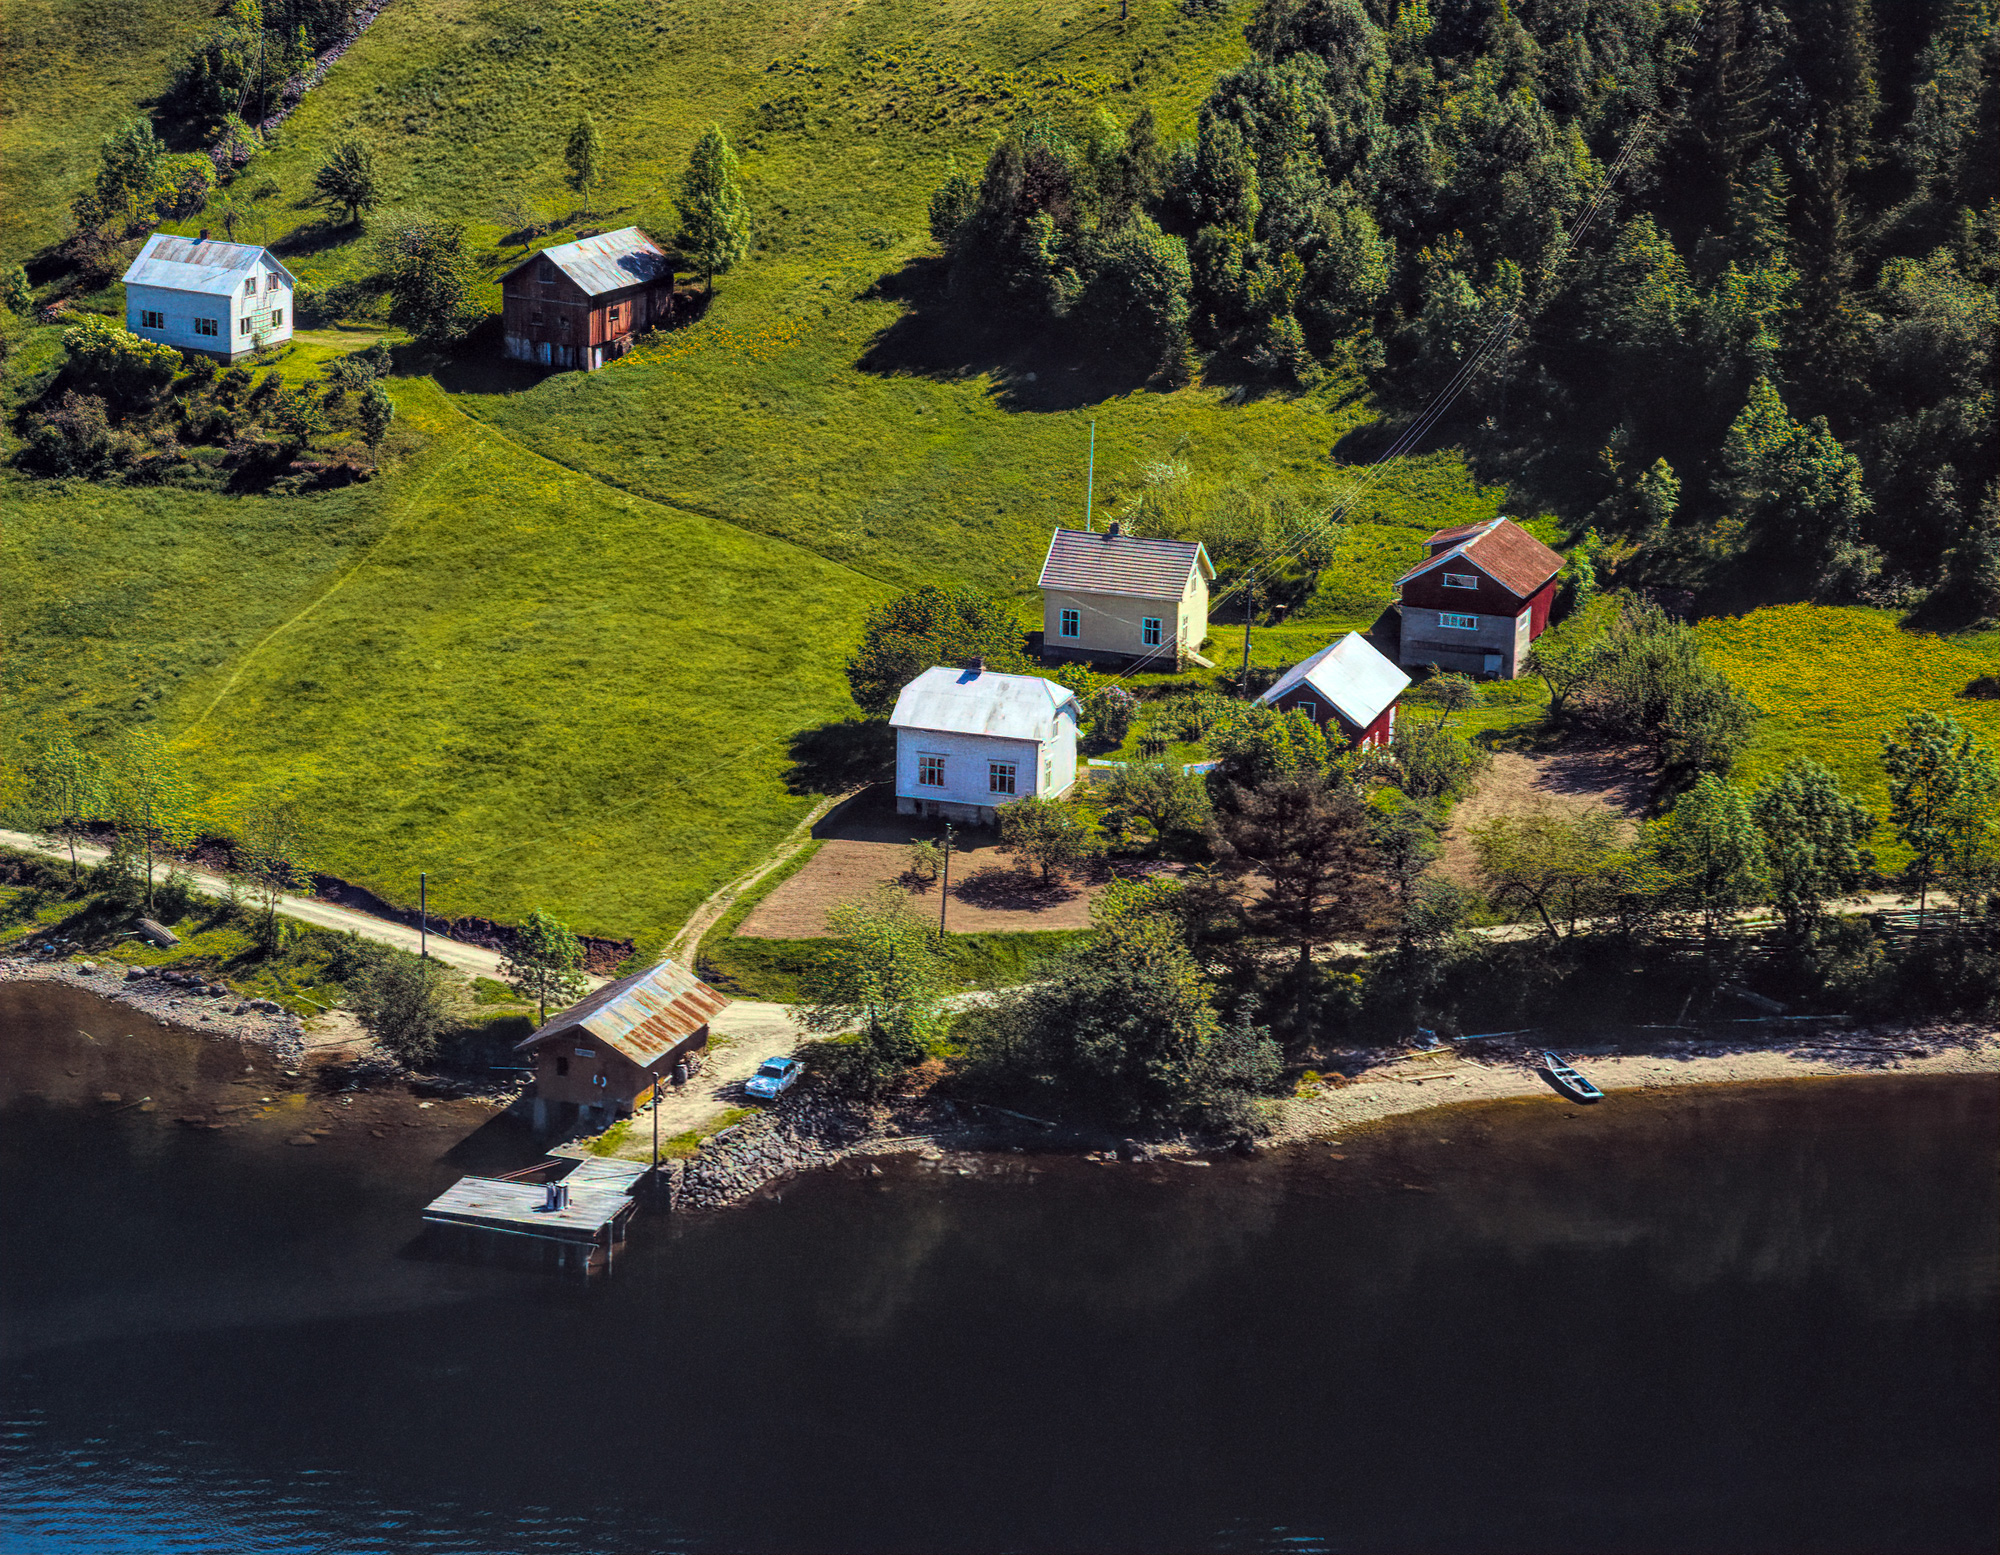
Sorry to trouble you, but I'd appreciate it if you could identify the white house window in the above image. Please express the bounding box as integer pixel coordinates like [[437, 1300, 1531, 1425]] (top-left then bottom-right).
[[989, 762, 1017, 796], [270, 310, 283, 330], [917, 754, 945, 788], [195, 317, 218, 337], [1294, 700, 1317, 722], [1141, 617, 1163, 647], [1440, 612, 1479, 630], [239, 318, 252, 336], [139, 310, 164, 329], [266, 273, 279, 292], [1059, 608, 1079, 638], [243, 277, 256, 297], [1443, 572, 1479, 589]]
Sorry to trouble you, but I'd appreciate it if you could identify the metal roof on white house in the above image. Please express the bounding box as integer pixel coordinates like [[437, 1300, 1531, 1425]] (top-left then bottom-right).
[[500, 226, 672, 297], [889, 666, 1078, 742], [1259, 632, 1410, 730], [1038, 527, 1213, 599], [121, 233, 293, 296]]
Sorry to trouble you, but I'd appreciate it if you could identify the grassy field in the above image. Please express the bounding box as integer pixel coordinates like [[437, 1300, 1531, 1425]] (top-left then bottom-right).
[[0, 0, 219, 268], [1702, 605, 2000, 867], [3, 377, 886, 936], [1, 0, 1559, 949]]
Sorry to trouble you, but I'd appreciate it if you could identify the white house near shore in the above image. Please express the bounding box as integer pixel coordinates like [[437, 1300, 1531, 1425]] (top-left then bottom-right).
[[890, 661, 1079, 825], [121, 232, 295, 361]]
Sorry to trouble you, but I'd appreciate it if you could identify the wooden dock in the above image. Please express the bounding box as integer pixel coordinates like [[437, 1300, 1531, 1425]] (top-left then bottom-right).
[[422, 1158, 651, 1277]]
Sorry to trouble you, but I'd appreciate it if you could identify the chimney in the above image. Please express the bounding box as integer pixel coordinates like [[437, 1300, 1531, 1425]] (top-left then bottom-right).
[[542, 1182, 570, 1212], [963, 655, 986, 675], [198, 228, 211, 243], [1107, 521, 1122, 537]]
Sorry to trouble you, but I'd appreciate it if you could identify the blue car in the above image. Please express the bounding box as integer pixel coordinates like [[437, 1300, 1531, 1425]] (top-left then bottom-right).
[[744, 1056, 801, 1101]]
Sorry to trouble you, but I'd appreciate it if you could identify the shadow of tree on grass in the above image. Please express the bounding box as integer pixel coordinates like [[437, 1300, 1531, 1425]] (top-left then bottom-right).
[[783, 719, 893, 798], [855, 257, 1156, 413]]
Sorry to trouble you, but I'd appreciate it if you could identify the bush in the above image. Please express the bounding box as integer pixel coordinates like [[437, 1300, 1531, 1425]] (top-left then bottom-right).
[[1385, 720, 1488, 801], [1581, 598, 1757, 778], [348, 951, 472, 1065], [1080, 683, 1138, 749], [62, 315, 181, 408]]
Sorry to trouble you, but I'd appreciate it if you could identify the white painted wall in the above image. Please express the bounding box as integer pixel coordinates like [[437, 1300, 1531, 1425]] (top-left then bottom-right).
[[125, 257, 293, 358], [895, 712, 1077, 812]]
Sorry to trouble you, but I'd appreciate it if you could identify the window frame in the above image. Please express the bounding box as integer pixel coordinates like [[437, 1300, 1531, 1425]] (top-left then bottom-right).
[[1442, 571, 1480, 590], [1293, 700, 1318, 723], [243, 277, 256, 297], [988, 761, 1017, 796], [555, 1056, 569, 1076], [194, 317, 219, 337], [269, 310, 283, 330], [1439, 612, 1479, 631], [1059, 608, 1079, 639], [239, 317, 252, 336], [139, 309, 164, 330], [917, 753, 946, 788], [1141, 616, 1163, 647]]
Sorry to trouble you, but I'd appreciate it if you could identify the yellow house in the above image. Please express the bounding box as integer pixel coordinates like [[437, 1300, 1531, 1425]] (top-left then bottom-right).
[[1037, 525, 1215, 671]]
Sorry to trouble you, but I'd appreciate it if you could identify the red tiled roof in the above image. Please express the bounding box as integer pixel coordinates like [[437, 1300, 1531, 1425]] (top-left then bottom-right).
[[1038, 528, 1213, 599], [1399, 518, 1564, 600], [1423, 521, 1492, 549]]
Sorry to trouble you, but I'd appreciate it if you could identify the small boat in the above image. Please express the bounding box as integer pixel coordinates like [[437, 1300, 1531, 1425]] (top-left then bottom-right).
[[1541, 1050, 1604, 1102]]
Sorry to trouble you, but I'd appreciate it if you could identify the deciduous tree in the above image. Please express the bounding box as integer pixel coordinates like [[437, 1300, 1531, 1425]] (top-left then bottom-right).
[[110, 731, 197, 915], [999, 794, 1099, 883], [236, 791, 313, 946], [844, 585, 1027, 716], [1648, 774, 1767, 942], [379, 219, 477, 343], [1881, 712, 2000, 924], [21, 729, 107, 884], [1471, 810, 1629, 941], [1103, 761, 1210, 846], [501, 908, 589, 1024], [310, 139, 378, 223], [1750, 758, 1876, 936], [351, 950, 470, 1066], [675, 123, 751, 293], [791, 891, 946, 1095]]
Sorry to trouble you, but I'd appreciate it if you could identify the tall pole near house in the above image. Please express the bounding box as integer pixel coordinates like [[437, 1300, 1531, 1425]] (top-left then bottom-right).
[[1084, 421, 1096, 532], [419, 872, 428, 962], [938, 823, 954, 935], [1239, 574, 1256, 697]]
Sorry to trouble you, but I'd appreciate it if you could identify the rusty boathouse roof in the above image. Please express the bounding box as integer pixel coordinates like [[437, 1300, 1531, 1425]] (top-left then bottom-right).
[[514, 956, 728, 1069]]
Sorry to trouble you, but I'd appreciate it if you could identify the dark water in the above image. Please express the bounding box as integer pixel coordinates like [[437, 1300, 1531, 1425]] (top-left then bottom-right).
[[1, 984, 1995, 1555]]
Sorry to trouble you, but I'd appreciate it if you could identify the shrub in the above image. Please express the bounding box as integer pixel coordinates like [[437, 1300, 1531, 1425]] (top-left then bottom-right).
[[1080, 683, 1138, 748], [1385, 719, 1487, 800], [1582, 598, 1756, 778], [348, 951, 472, 1066], [62, 315, 180, 408]]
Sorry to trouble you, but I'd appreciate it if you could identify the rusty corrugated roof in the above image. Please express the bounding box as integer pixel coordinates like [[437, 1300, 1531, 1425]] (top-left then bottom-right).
[[515, 955, 729, 1069], [1398, 518, 1564, 600], [500, 226, 671, 297], [1038, 527, 1213, 600]]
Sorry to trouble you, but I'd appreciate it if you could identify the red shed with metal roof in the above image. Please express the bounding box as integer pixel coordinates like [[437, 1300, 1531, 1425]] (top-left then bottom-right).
[[499, 227, 676, 371]]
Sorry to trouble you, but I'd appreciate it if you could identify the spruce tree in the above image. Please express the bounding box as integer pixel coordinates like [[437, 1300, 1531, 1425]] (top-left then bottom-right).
[[564, 113, 602, 197]]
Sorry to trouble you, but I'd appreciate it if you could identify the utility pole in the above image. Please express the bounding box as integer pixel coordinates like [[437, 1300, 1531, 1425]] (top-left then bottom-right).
[[938, 822, 954, 935], [1084, 421, 1096, 532], [652, 1077, 660, 1173], [418, 872, 428, 962], [1239, 574, 1256, 697]]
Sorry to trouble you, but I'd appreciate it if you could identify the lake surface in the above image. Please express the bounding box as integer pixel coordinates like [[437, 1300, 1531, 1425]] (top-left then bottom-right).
[[1, 982, 1995, 1554]]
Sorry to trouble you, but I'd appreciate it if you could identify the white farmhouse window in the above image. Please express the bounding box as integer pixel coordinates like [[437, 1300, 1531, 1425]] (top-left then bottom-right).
[[243, 277, 256, 297], [1293, 700, 1317, 723], [266, 273, 279, 292], [195, 317, 219, 337], [1141, 617, 1163, 646], [989, 762, 1017, 796], [917, 754, 945, 788], [139, 309, 164, 329], [270, 310, 283, 330], [1440, 612, 1478, 630], [1059, 608, 1079, 638], [239, 318, 252, 336], [1443, 572, 1479, 589]]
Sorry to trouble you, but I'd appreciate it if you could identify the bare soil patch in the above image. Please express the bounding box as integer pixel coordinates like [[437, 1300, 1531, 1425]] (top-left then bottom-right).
[[737, 797, 1166, 937], [1438, 742, 1652, 885]]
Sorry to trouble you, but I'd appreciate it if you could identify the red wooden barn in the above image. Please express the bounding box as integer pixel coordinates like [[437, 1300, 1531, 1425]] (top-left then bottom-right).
[[499, 227, 675, 371], [1394, 517, 1565, 679], [1259, 631, 1411, 750]]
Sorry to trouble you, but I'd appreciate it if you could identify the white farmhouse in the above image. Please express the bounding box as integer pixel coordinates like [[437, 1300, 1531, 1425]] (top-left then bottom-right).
[[890, 660, 1080, 825], [121, 232, 296, 361]]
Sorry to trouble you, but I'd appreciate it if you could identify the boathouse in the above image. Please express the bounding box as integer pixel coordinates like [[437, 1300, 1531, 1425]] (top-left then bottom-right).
[[516, 957, 728, 1132]]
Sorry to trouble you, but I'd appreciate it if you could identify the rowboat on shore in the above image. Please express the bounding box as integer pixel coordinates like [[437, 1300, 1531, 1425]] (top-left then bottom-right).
[[1541, 1051, 1604, 1102]]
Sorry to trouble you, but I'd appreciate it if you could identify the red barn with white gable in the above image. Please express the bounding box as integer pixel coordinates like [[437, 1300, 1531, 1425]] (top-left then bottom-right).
[[1394, 517, 1566, 679], [1259, 631, 1411, 750]]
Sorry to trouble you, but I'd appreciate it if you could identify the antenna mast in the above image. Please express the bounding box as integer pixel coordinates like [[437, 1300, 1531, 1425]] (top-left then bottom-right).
[[1084, 420, 1096, 532]]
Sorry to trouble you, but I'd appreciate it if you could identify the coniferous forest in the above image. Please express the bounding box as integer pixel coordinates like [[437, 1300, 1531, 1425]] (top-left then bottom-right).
[[930, 0, 1998, 618]]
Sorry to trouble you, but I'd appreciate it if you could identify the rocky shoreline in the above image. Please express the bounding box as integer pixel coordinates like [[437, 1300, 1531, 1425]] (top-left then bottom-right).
[[0, 957, 310, 1063]]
